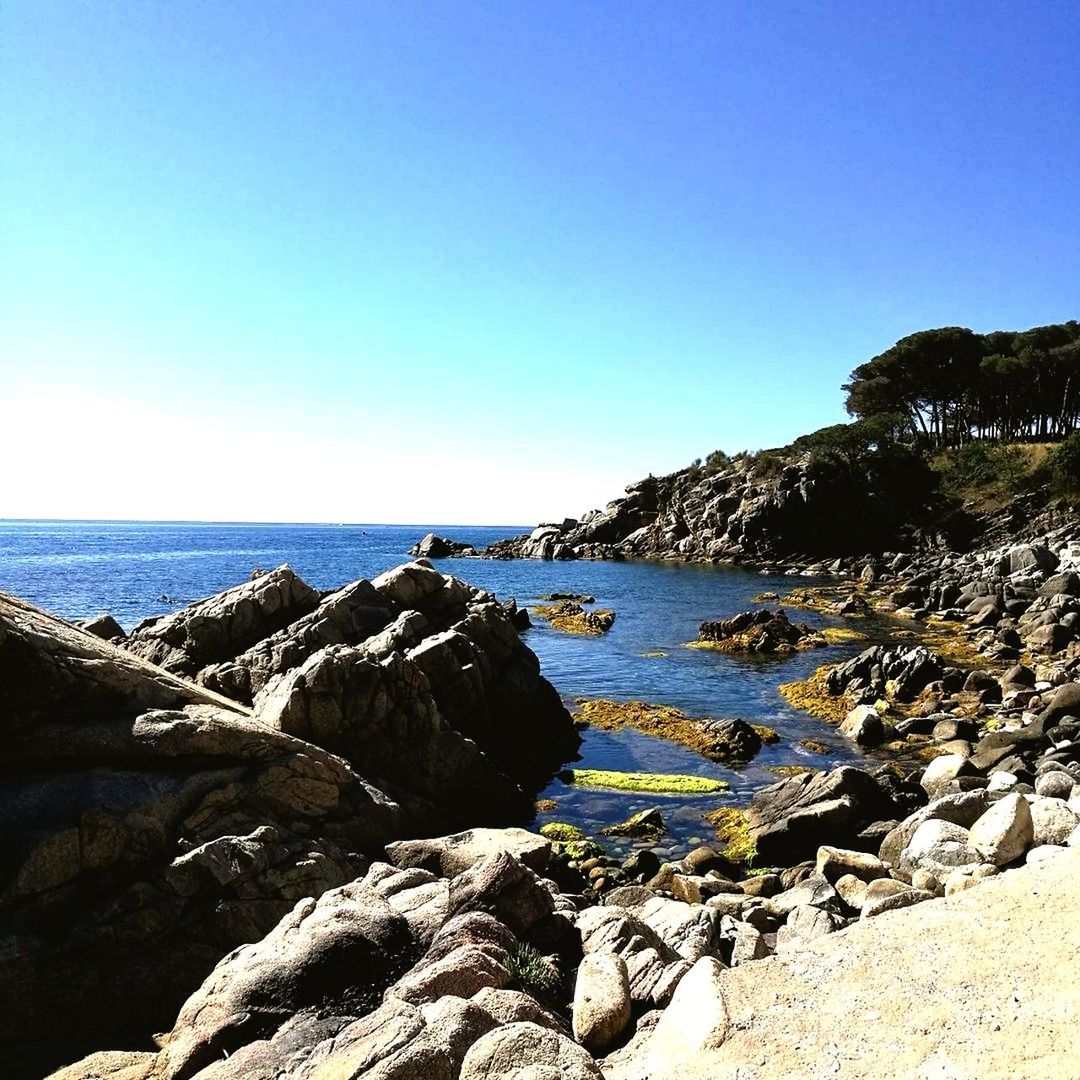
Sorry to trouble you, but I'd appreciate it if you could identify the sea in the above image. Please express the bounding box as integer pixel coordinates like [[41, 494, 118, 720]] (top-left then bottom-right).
[[0, 519, 872, 855]]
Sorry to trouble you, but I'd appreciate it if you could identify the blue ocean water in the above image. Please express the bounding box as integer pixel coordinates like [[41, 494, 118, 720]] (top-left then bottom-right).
[[0, 519, 869, 852]]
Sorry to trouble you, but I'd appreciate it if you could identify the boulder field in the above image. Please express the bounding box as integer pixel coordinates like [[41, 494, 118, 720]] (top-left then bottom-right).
[[0, 562, 578, 1077], [11, 550, 1080, 1078]]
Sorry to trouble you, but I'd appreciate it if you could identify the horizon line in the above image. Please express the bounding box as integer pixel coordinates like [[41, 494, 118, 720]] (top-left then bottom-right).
[[0, 517, 534, 530]]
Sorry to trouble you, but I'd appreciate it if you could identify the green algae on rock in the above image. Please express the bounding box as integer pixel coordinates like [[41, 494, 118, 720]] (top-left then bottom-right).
[[574, 698, 765, 765], [601, 807, 665, 840], [764, 764, 818, 778], [705, 806, 757, 865], [535, 601, 616, 635], [560, 768, 729, 795], [798, 738, 832, 755], [539, 822, 584, 843]]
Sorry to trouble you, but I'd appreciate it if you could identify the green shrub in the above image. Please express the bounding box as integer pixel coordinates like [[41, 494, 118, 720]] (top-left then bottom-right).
[[1049, 433, 1080, 495], [936, 442, 1029, 496], [506, 943, 560, 1000]]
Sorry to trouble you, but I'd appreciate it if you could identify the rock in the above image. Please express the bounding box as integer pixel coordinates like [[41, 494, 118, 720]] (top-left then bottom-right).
[[814, 845, 887, 883], [460, 1021, 604, 1080], [1028, 798, 1079, 846], [861, 880, 934, 919], [920, 754, 978, 799], [1035, 771, 1076, 800], [729, 923, 770, 965], [747, 767, 897, 865], [776, 904, 842, 950], [770, 874, 841, 915], [256, 644, 531, 823], [157, 882, 416, 1079], [1037, 681, 1080, 731], [409, 533, 477, 558], [643, 957, 729, 1074], [386, 829, 551, 878], [834, 873, 869, 912], [0, 591, 430, 1078], [472, 987, 570, 1035], [80, 613, 126, 640], [840, 704, 887, 746], [48, 1050, 157, 1080], [574, 905, 687, 1011], [572, 953, 632, 1051], [124, 564, 322, 675], [639, 895, 722, 962], [447, 853, 555, 938], [969, 793, 1035, 866], [697, 608, 823, 653], [899, 819, 983, 880], [879, 790, 993, 873], [603, 807, 665, 839]]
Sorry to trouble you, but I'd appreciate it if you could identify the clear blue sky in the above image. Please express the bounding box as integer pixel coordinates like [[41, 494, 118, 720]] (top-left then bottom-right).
[[2, 2, 1078, 523]]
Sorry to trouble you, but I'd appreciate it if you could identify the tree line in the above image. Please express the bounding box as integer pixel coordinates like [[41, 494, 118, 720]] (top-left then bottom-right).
[[843, 321, 1080, 447]]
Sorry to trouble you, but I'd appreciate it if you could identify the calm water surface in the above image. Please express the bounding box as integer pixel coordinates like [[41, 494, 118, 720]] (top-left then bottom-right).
[[0, 520, 870, 852]]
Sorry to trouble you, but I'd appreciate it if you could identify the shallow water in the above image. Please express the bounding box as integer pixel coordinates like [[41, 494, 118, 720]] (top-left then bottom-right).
[[0, 519, 871, 851]]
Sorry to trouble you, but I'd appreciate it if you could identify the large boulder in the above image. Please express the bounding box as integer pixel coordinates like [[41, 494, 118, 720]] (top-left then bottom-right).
[[156, 882, 417, 1080], [747, 767, 899, 865], [460, 1021, 604, 1080], [123, 565, 321, 676]]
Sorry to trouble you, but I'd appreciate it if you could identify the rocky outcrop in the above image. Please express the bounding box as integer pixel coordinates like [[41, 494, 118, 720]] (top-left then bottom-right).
[[483, 450, 947, 564], [746, 766, 922, 865], [696, 608, 824, 653], [409, 533, 478, 558], [123, 565, 322, 675], [1, 564, 579, 1078]]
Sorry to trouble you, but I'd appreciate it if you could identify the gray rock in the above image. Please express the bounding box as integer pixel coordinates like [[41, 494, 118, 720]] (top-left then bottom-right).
[[899, 818, 982, 880], [776, 904, 842, 950], [840, 704, 887, 746], [1028, 797, 1079, 846], [814, 845, 887, 884], [386, 829, 551, 878], [969, 793, 1034, 866], [861, 881, 934, 918], [572, 953, 632, 1052], [447, 853, 555, 938], [157, 882, 416, 1079], [460, 1021, 604, 1080]]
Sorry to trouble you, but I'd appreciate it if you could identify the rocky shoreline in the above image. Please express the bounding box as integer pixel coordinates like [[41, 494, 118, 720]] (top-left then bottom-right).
[[8, 528, 1080, 1078]]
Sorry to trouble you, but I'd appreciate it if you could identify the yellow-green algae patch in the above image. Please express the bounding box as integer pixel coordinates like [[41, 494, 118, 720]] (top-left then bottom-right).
[[539, 822, 584, 843], [818, 626, 870, 644], [779, 665, 851, 724], [562, 768, 728, 795], [765, 764, 818, 778], [752, 724, 780, 744], [706, 807, 757, 865], [602, 808, 665, 840], [574, 698, 762, 764], [535, 602, 616, 636], [799, 738, 832, 755]]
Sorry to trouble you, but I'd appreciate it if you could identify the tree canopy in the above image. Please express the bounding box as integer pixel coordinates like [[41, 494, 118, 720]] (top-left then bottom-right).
[[843, 321, 1080, 446]]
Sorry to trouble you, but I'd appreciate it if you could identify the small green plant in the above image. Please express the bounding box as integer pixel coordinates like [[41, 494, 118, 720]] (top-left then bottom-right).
[[506, 943, 560, 1000], [1049, 433, 1080, 496]]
